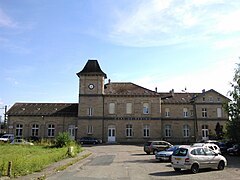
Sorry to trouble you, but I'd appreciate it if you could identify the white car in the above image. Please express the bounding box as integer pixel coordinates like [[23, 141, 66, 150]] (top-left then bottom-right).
[[171, 145, 227, 174], [0, 134, 14, 142], [10, 139, 34, 145], [192, 143, 221, 154]]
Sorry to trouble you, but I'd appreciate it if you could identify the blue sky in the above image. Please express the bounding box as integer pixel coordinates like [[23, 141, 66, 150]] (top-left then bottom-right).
[[0, 0, 239, 120]]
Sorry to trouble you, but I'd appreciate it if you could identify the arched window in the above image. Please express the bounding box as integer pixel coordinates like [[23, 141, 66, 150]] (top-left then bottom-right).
[[16, 124, 23, 137]]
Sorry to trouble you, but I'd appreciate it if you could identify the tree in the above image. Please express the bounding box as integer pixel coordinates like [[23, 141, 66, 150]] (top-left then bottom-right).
[[224, 63, 240, 142]]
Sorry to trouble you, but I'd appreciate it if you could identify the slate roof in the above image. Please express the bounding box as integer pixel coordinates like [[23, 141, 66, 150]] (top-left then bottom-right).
[[104, 82, 160, 96], [7, 103, 78, 116], [77, 60, 107, 78], [160, 92, 199, 103]]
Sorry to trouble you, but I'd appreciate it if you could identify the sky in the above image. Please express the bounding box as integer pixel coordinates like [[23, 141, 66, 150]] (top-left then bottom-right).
[[0, 0, 240, 121]]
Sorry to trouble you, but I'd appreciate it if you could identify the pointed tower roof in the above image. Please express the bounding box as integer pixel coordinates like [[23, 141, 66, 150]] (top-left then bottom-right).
[[77, 60, 107, 78]]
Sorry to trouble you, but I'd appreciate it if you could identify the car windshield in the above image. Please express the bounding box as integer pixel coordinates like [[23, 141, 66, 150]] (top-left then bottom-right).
[[172, 148, 188, 156]]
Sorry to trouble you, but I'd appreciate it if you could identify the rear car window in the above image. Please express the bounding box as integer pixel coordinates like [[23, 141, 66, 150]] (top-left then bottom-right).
[[172, 148, 188, 156]]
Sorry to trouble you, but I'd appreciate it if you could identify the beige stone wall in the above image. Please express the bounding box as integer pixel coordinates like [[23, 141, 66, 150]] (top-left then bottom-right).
[[8, 116, 77, 139]]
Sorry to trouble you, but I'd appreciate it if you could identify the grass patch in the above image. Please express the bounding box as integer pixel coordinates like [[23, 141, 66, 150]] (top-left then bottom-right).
[[0, 143, 82, 178]]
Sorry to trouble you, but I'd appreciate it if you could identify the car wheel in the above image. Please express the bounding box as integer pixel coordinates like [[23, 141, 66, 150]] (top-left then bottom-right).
[[174, 168, 181, 172], [191, 163, 199, 174], [153, 150, 158, 155], [218, 161, 225, 170], [169, 155, 172, 161]]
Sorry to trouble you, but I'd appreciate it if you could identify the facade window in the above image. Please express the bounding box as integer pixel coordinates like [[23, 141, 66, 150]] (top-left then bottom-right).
[[209, 96, 214, 102], [217, 108, 222, 118], [143, 103, 149, 114], [68, 125, 75, 138], [143, 124, 150, 137], [183, 125, 190, 137], [31, 124, 39, 137], [165, 125, 171, 137], [109, 103, 115, 114], [165, 108, 170, 117], [183, 108, 188, 117], [88, 107, 93, 116], [48, 124, 55, 137], [126, 124, 133, 137], [126, 103, 132, 114], [16, 124, 23, 137], [87, 125, 93, 134], [203, 97, 205, 102], [202, 108, 207, 118], [202, 125, 209, 139]]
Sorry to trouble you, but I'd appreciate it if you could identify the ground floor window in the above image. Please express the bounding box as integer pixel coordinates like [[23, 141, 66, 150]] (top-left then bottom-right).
[[202, 125, 209, 140], [31, 124, 39, 137], [165, 125, 171, 137], [87, 125, 93, 134], [126, 124, 133, 137], [183, 124, 190, 137], [16, 124, 23, 137], [143, 124, 150, 137], [48, 124, 55, 137]]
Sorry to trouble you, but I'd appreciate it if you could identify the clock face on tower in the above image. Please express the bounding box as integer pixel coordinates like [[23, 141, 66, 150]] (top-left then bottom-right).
[[88, 84, 95, 90]]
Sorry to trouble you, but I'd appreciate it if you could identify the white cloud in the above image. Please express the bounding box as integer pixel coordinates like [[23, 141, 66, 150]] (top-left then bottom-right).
[[109, 0, 240, 47], [0, 8, 16, 28], [133, 57, 237, 96]]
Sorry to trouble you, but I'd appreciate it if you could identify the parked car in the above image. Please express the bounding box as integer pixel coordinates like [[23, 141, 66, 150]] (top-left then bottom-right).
[[144, 140, 172, 155], [217, 142, 228, 154], [10, 139, 34, 145], [192, 143, 221, 154], [155, 145, 179, 161], [171, 145, 227, 174], [0, 134, 14, 142], [227, 144, 240, 155], [79, 137, 102, 144]]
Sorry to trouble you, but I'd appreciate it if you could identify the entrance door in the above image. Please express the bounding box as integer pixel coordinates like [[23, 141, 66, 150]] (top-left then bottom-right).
[[68, 125, 75, 140], [108, 125, 116, 143]]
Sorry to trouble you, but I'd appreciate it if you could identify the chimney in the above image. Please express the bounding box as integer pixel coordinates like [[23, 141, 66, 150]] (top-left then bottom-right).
[[170, 89, 174, 97], [155, 87, 157, 92], [202, 89, 205, 93], [108, 79, 111, 84]]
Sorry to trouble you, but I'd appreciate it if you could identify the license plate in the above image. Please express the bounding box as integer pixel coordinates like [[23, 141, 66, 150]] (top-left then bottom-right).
[[175, 158, 181, 160]]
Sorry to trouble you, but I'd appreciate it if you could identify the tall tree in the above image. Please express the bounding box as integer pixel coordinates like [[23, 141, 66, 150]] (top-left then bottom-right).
[[224, 63, 240, 142]]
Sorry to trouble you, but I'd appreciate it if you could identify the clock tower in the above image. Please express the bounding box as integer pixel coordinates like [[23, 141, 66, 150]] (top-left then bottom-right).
[[76, 60, 107, 139]]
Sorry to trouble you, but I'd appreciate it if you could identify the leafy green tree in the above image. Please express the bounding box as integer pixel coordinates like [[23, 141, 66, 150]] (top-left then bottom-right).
[[224, 63, 240, 142]]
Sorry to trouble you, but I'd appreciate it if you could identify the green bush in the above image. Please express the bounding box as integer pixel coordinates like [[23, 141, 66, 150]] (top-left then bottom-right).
[[55, 132, 72, 148]]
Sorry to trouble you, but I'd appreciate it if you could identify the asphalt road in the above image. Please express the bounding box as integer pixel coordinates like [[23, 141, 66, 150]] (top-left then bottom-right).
[[48, 144, 240, 180]]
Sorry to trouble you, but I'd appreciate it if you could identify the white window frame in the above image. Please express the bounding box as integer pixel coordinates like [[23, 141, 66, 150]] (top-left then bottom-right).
[[202, 108, 207, 118], [143, 124, 150, 137], [217, 107, 222, 118], [165, 125, 171, 137], [143, 103, 149, 114], [32, 124, 39, 137], [16, 124, 23, 137], [109, 103, 115, 114], [202, 125, 209, 139], [48, 124, 55, 137], [126, 124, 133, 137], [88, 107, 93, 116], [126, 103, 132, 114], [165, 108, 170, 117], [183, 108, 188, 117], [183, 125, 190, 137], [87, 125, 93, 134]]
